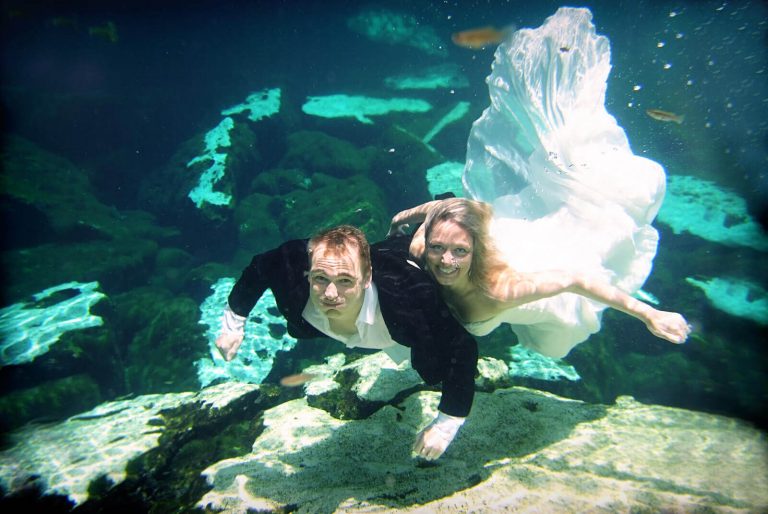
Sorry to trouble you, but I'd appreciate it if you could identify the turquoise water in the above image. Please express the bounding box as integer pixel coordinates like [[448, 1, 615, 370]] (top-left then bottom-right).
[[0, 0, 766, 509]]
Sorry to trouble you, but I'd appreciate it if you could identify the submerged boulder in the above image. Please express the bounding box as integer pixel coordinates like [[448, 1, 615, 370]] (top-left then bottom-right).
[[276, 173, 388, 241], [0, 136, 177, 302], [279, 131, 375, 179], [0, 353, 765, 513]]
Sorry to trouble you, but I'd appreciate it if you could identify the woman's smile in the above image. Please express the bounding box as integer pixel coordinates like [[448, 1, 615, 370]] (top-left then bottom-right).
[[425, 220, 473, 287]]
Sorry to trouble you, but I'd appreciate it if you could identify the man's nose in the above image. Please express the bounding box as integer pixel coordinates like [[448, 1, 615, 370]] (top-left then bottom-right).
[[324, 282, 338, 298]]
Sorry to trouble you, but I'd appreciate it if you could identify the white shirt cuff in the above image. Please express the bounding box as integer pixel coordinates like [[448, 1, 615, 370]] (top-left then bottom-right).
[[221, 306, 246, 336], [432, 411, 466, 439]]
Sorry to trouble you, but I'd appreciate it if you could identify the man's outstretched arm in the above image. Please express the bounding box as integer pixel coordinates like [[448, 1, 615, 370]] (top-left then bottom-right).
[[414, 330, 478, 461]]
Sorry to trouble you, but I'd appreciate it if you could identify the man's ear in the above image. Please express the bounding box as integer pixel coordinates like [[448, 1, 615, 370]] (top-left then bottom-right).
[[364, 267, 373, 288]]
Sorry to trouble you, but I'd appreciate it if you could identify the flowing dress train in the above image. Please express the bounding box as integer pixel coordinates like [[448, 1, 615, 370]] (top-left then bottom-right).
[[462, 7, 666, 358]]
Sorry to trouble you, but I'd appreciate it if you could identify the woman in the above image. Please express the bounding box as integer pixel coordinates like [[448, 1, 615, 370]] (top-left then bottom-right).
[[390, 198, 691, 359]]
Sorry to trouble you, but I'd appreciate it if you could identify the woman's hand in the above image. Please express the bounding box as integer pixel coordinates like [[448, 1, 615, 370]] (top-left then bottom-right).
[[387, 221, 410, 237], [388, 210, 416, 236], [645, 310, 691, 344], [388, 201, 442, 237]]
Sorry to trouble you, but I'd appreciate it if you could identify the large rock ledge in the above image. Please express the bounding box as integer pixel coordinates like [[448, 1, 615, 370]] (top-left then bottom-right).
[[1, 353, 766, 513], [0, 381, 273, 512], [198, 390, 768, 513]]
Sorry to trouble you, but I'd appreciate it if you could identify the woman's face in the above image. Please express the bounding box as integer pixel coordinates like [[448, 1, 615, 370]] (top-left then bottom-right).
[[425, 219, 473, 288]]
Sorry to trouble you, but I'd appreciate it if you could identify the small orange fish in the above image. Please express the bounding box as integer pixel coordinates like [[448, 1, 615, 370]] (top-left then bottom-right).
[[279, 372, 318, 387], [451, 26, 510, 50], [646, 108, 684, 124]]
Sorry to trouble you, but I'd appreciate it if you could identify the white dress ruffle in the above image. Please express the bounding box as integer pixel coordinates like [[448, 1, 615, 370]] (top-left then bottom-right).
[[462, 7, 666, 358]]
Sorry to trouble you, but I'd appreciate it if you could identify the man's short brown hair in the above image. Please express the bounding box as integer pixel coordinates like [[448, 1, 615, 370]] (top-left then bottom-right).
[[307, 225, 372, 279]]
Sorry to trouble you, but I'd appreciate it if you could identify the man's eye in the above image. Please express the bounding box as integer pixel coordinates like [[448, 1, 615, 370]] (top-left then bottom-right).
[[312, 276, 329, 284], [338, 278, 355, 286]]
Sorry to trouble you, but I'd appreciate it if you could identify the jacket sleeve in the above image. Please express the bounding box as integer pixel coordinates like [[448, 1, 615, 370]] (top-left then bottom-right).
[[434, 324, 478, 417], [228, 240, 308, 318], [372, 236, 478, 418], [228, 246, 282, 317]]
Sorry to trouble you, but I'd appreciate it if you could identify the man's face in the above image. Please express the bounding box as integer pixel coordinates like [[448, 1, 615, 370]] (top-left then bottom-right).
[[308, 243, 370, 321]]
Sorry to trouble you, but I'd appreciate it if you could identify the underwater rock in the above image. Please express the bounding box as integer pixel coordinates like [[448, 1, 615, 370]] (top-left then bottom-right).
[[148, 247, 196, 293], [346, 8, 447, 57], [0, 136, 176, 246], [220, 88, 281, 123], [249, 167, 314, 196], [300, 352, 424, 420], [0, 302, 120, 433], [471, 357, 511, 392], [187, 117, 237, 208], [111, 287, 207, 395], [302, 94, 432, 125], [232, 192, 283, 268], [685, 276, 768, 325], [0, 281, 106, 367], [658, 174, 768, 251], [370, 126, 441, 212], [195, 278, 297, 388], [199, 389, 768, 513], [187, 89, 282, 210], [384, 63, 469, 91], [508, 345, 580, 382], [1, 237, 160, 302], [278, 131, 375, 179], [425, 161, 465, 199], [0, 137, 179, 302], [0, 381, 263, 508], [2, 351, 765, 512], [422, 101, 471, 146], [277, 173, 388, 241], [0, 374, 101, 434], [138, 118, 263, 234]]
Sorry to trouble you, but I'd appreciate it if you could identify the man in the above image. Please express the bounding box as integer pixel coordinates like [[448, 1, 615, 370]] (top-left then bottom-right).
[[216, 225, 478, 460]]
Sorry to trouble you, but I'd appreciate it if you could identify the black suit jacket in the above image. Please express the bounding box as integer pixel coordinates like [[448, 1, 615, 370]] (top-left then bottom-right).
[[228, 235, 478, 417]]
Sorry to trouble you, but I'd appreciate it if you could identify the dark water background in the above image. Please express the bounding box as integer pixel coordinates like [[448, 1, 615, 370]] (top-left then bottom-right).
[[1, 0, 766, 436]]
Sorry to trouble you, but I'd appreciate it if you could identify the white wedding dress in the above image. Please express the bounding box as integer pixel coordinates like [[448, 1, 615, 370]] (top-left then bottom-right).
[[462, 7, 666, 358]]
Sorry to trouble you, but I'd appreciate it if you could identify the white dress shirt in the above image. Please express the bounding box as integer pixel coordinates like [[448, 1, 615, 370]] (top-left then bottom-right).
[[301, 282, 411, 364]]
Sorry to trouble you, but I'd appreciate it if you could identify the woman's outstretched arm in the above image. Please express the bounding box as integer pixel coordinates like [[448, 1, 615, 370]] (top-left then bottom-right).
[[493, 270, 691, 344]]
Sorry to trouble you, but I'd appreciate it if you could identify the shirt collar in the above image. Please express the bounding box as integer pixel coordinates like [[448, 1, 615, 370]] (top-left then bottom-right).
[[302, 283, 378, 337], [358, 282, 378, 327]]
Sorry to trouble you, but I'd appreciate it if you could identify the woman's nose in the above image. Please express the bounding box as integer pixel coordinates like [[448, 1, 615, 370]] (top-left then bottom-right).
[[441, 251, 453, 264]]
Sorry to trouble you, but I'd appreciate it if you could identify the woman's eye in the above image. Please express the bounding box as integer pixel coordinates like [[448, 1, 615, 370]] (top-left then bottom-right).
[[454, 248, 469, 256], [428, 244, 444, 252]]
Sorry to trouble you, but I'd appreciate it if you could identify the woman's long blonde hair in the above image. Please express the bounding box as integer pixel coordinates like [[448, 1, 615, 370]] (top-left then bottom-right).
[[423, 198, 508, 293]]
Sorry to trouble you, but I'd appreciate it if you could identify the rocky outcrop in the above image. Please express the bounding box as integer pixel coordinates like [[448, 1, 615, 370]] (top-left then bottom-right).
[[1, 353, 765, 513]]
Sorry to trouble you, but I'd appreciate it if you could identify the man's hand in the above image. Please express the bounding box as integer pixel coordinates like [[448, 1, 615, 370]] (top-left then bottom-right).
[[216, 332, 244, 361], [412, 412, 465, 461]]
